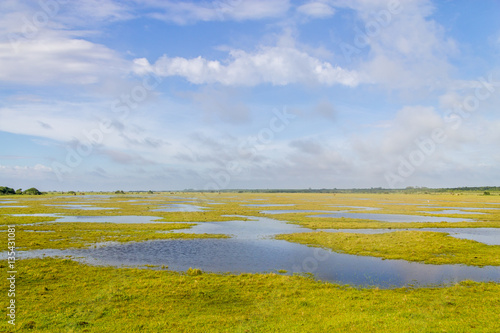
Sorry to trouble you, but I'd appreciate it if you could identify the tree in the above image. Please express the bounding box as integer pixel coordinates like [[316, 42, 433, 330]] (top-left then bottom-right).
[[23, 187, 41, 195], [16, 188, 23, 195], [0, 186, 15, 195]]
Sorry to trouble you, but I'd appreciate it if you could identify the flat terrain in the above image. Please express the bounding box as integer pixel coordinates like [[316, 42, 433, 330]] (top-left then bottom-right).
[[1, 192, 499, 332]]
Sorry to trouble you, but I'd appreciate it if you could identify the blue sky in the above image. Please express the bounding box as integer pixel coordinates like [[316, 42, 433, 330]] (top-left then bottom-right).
[[0, 0, 499, 191]]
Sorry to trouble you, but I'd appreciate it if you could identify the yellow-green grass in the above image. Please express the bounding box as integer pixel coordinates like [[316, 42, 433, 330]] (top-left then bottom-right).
[[0, 258, 498, 332], [2, 192, 500, 225], [277, 231, 500, 266], [0, 194, 261, 222], [9, 223, 228, 251], [0, 215, 58, 226], [268, 212, 500, 229]]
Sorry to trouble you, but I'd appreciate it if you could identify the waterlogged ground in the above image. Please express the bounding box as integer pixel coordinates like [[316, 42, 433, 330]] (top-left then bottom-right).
[[1, 192, 500, 331]]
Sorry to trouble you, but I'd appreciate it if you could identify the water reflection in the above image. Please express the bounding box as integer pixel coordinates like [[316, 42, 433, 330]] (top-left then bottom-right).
[[152, 204, 207, 212], [10, 214, 163, 223], [419, 210, 485, 215], [316, 228, 500, 245], [243, 204, 296, 207], [329, 205, 380, 211], [310, 212, 475, 223], [260, 209, 475, 222], [0, 205, 28, 208], [44, 204, 118, 210], [6, 216, 499, 288]]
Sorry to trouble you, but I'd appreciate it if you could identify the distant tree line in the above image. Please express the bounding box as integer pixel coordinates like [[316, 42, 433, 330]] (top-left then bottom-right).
[[0, 186, 42, 195], [185, 186, 500, 194]]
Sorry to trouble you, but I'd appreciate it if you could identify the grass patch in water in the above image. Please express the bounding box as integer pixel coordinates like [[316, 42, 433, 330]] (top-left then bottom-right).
[[276, 230, 500, 266], [267, 212, 500, 229], [11, 222, 228, 251], [0, 215, 58, 225]]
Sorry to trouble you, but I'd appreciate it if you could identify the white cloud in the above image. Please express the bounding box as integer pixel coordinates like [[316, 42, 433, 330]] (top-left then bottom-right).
[[0, 34, 130, 85], [61, 0, 133, 24], [334, 0, 457, 91], [297, 1, 335, 18], [0, 164, 53, 179], [0, 1, 133, 86], [134, 44, 360, 87], [138, 0, 290, 24]]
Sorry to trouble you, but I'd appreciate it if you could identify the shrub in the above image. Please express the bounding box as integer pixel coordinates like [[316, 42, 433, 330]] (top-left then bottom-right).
[[187, 268, 203, 276], [23, 187, 41, 195]]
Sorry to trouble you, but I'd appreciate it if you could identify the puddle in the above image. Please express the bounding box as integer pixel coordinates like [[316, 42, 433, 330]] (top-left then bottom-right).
[[11, 214, 58, 217], [330, 205, 380, 211], [419, 210, 485, 215], [9, 214, 163, 223], [243, 204, 296, 207], [316, 228, 500, 245], [45, 204, 118, 210], [381, 203, 437, 206], [170, 217, 304, 239], [420, 206, 500, 211], [151, 204, 207, 212], [0, 201, 17, 204], [0, 205, 28, 208], [260, 210, 338, 214], [4, 217, 499, 288], [309, 212, 475, 223]]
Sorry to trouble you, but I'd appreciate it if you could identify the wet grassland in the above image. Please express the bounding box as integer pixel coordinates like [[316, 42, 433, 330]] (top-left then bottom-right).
[[1, 192, 499, 332]]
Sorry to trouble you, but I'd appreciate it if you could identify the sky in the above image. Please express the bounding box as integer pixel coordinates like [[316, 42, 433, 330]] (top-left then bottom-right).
[[0, 0, 499, 191]]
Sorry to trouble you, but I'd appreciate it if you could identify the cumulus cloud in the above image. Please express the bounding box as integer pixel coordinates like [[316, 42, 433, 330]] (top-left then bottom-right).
[[133, 44, 360, 87], [0, 1, 132, 86], [0, 164, 54, 180], [297, 1, 336, 18], [139, 0, 290, 24], [0, 34, 129, 85], [333, 0, 457, 91]]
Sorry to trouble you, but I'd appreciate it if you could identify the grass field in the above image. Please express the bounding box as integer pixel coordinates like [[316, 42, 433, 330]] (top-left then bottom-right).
[[1, 191, 499, 332], [1, 258, 499, 332]]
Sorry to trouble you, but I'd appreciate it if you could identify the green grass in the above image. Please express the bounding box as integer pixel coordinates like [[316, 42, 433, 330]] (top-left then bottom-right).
[[0, 259, 500, 332], [2, 192, 500, 332], [276, 230, 500, 266], [0, 215, 58, 226], [268, 212, 500, 229], [1, 258, 499, 332], [10, 222, 228, 251]]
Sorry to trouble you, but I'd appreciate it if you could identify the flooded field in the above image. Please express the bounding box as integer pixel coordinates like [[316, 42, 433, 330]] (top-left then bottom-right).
[[1, 192, 499, 288]]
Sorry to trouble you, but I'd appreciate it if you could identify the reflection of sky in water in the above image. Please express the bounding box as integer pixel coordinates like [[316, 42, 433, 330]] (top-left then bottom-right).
[[44, 204, 118, 210], [243, 204, 296, 207], [329, 205, 380, 211], [310, 212, 475, 223], [261, 210, 475, 222], [151, 204, 207, 212], [315, 228, 500, 245], [261, 209, 340, 214], [418, 210, 485, 215], [0, 205, 28, 208], [4, 217, 499, 288], [10, 214, 163, 223]]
